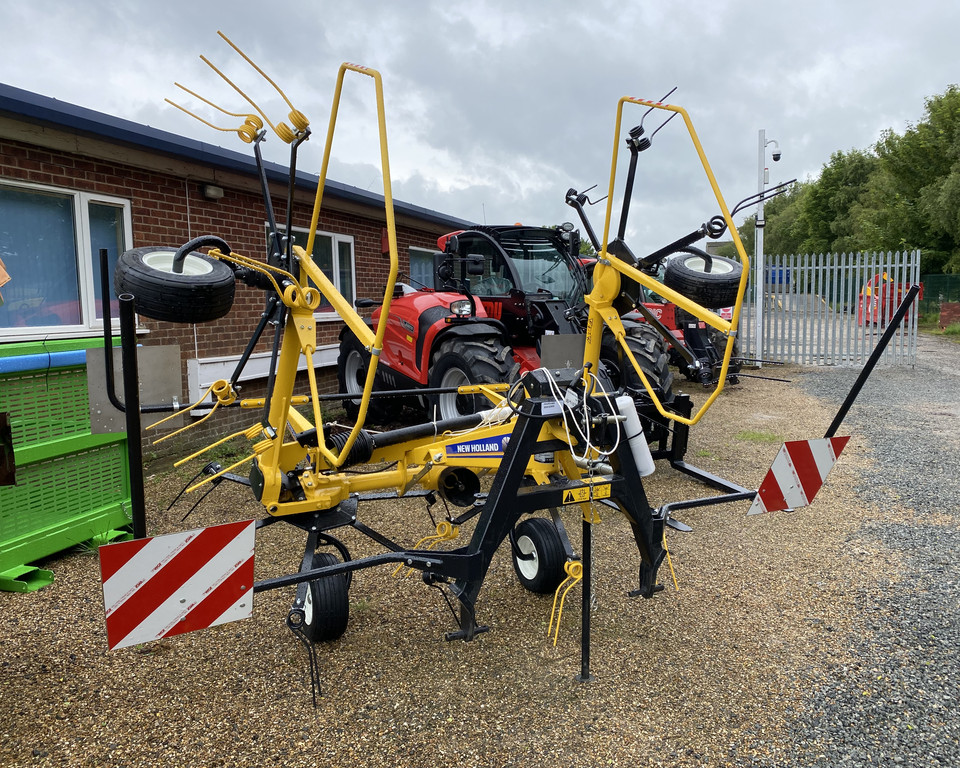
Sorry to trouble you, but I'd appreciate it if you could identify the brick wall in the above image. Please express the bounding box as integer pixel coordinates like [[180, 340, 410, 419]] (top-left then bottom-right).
[[940, 302, 960, 329], [1, 136, 448, 456]]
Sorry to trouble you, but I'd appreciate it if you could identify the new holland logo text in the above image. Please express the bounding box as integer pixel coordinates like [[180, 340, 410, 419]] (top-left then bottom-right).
[[447, 435, 509, 456]]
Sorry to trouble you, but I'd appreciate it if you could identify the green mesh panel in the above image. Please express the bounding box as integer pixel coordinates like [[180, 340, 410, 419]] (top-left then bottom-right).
[[0, 367, 91, 445], [0, 444, 127, 542]]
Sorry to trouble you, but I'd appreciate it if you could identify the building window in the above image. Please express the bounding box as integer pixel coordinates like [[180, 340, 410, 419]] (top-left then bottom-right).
[[409, 247, 436, 290], [267, 225, 355, 317], [0, 181, 131, 337]]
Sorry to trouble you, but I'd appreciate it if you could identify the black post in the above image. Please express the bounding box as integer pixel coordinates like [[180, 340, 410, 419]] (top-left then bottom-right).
[[119, 294, 147, 539], [576, 516, 595, 683], [825, 284, 920, 439]]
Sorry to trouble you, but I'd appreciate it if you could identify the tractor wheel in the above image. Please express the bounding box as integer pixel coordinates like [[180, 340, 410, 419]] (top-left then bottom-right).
[[114, 246, 235, 323], [511, 517, 566, 594], [663, 253, 742, 309], [427, 337, 519, 421], [600, 323, 674, 404], [302, 551, 349, 643], [337, 331, 387, 423]]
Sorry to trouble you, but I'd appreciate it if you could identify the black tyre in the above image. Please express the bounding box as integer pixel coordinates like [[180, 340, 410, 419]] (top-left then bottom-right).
[[336, 331, 387, 423], [114, 246, 235, 323], [600, 323, 674, 404], [511, 517, 566, 594], [663, 252, 742, 309], [427, 337, 519, 421], [302, 552, 349, 643]]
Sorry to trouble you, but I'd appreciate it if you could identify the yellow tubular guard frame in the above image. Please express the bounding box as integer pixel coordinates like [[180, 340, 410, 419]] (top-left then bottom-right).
[[297, 63, 398, 469], [586, 97, 752, 427]]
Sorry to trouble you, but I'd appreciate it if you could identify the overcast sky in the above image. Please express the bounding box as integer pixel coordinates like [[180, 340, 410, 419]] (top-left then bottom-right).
[[2, 1, 956, 252]]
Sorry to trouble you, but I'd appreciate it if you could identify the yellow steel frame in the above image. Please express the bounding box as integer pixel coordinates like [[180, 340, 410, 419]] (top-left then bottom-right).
[[166, 57, 748, 518], [584, 97, 751, 427]]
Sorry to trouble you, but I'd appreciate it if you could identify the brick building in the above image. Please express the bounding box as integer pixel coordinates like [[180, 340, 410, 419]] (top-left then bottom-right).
[[0, 83, 473, 450]]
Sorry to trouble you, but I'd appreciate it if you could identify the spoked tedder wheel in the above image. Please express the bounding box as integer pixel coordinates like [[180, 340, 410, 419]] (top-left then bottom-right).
[[511, 517, 567, 595]]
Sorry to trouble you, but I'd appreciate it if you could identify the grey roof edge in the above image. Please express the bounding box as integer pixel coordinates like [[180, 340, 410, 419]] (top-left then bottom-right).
[[0, 82, 476, 230]]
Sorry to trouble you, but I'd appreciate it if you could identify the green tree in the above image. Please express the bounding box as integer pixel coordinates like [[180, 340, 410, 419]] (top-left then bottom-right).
[[854, 85, 960, 272], [744, 85, 960, 273]]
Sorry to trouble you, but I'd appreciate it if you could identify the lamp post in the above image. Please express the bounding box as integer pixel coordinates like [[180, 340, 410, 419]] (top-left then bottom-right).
[[755, 129, 780, 368]]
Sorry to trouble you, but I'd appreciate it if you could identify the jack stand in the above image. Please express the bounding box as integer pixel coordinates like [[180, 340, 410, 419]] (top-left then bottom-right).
[[576, 514, 595, 683]]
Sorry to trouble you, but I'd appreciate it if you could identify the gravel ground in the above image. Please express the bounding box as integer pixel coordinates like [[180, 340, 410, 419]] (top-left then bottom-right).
[[1, 335, 957, 767], [781, 333, 960, 768]]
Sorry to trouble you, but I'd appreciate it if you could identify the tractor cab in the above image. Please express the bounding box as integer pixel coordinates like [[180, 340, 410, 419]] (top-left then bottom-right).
[[434, 225, 586, 348]]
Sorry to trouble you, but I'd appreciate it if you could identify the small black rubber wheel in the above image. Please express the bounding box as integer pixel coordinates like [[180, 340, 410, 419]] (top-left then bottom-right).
[[663, 252, 742, 309], [114, 246, 235, 323], [511, 517, 566, 594], [302, 552, 349, 643], [427, 336, 519, 421], [336, 331, 387, 423]]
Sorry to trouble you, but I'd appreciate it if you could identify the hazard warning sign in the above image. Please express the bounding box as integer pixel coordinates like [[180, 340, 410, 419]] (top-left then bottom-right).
[[748, 436, 850, 515], [100, 520, 255, 650], [561, 482, 611, 505]]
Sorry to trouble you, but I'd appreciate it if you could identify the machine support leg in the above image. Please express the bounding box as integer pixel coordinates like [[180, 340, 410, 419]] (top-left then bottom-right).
[[576, 515, 595, 683], [119, 294, 147, 540], [825, 284, 920, 439]]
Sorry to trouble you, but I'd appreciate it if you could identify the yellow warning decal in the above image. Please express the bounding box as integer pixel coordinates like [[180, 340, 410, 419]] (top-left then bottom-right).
[[562, 483, 611, 505]]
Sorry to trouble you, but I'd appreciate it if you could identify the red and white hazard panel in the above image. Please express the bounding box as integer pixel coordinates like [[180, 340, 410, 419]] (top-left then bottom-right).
[[748, 436, 850, 515], [100, 520, 256, 650]]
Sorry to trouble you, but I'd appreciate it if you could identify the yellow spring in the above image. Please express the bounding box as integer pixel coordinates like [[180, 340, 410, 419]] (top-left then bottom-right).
[[392, 521, 460, 578]]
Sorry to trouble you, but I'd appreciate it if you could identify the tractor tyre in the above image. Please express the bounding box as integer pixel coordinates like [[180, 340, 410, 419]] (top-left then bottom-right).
[[663, 253, 742, 309], [600, 323, 674, 404], [511, 517, 567, 594], [427, 337, 519, 421], [302, 551, 349, 643], [337, 331, 387, 423], [114, 246, 235, 323]]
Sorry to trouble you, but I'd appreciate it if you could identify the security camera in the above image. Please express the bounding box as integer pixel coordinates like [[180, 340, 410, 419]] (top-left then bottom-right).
[[772, 149, 782, 162]]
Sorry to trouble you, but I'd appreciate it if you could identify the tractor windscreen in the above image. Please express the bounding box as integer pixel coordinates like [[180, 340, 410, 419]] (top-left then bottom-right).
[[498, 231, 585, 306]]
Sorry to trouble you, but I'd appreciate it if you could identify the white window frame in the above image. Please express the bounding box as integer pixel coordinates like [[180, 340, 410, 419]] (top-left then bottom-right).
[[267, 223, 356, 322], [0, 178, 133, 340]]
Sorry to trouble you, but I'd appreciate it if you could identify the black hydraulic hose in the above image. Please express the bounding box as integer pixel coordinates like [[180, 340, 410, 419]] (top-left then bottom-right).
[[370, 412, 487, 450], [253, 136, 283, 268], [172, 235, 232, 274], [618, 139, 641, 241], [564, 189, 603, 253], [640, 227, 707, 267], [283, 130, 310, 274], [100, 249, 125, 412]]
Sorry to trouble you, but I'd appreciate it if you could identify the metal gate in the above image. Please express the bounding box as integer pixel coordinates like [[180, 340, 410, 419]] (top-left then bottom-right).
[[738, 250, 921, 366]]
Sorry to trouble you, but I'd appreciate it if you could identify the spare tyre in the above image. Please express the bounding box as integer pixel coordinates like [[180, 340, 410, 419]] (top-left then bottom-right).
[[663, 251, 742, 309], [114, 246, 235, 323]]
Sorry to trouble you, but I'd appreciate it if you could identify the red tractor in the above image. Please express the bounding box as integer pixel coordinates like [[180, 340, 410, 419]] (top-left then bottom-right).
[[338, 221, 742, 423], [337, 223, 677, 421], [336, 122, 774, 424]]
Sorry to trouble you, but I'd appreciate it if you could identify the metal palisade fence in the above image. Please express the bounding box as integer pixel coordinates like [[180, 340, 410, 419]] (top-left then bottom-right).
[[738, 251, 921, 366]]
